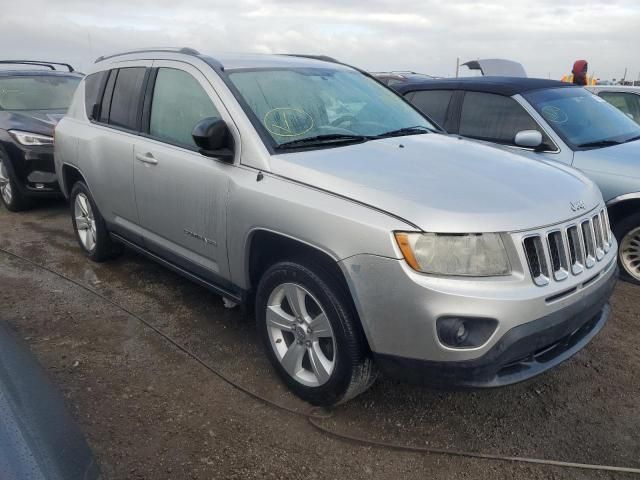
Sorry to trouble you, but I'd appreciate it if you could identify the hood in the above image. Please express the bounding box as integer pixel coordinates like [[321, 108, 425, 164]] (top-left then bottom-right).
[[573, 139, 640, 200], [270, 134, 603, 233], [0, 110, 66, 136]]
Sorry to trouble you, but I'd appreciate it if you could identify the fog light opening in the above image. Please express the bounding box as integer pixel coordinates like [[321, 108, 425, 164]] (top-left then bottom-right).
[[439, 318, 468, 347], [437, 316, 498, 349]]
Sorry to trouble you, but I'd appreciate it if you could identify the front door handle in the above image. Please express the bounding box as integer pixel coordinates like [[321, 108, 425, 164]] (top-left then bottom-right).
[[135, 152, 158, 165]]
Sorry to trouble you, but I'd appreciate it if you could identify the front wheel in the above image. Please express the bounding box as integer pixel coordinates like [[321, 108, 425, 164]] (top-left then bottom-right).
[[615, 212, 640, 285], [0, 157, 31, 212], [256, 261, 376, 406]]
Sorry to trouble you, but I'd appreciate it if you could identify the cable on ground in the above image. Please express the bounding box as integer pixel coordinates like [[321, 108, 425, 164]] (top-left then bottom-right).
[[2, 247, 638, 476]]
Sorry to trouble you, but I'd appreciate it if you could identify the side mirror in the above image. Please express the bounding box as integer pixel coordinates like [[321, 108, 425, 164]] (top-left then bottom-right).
[[192, 117, 234, 162], [514, 130, 543, 150]]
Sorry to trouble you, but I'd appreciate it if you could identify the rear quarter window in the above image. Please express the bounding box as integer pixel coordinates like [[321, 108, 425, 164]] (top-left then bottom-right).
[[83, 71, 108, 119]]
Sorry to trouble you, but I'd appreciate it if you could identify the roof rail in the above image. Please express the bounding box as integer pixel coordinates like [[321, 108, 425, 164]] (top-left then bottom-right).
[[95, 47, 200, 63], [0, 60, 75, 72], [283, 54, 339, 63]]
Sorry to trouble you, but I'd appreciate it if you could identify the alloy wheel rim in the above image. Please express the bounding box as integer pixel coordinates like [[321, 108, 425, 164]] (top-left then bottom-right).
[[266, 283, 336, 387], [620, 227, 640, 281], [0, 159, 12, 205], [74, 193, 97, 252]]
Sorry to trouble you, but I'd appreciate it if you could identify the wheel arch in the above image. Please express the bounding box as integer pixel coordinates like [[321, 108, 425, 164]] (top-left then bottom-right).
[[245, 229, 371, 348], [61, 163, 87, 198], [607, 194, 640, 229]]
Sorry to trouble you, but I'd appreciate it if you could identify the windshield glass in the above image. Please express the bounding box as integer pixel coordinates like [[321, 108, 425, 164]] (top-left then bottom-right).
[[227, 67, 435, 148], [0, 75, 80, 111], [524, 87, 640, 149]]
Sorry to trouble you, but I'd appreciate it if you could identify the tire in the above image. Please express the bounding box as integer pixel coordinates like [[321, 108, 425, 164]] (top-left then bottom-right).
[[0, 156, 31, 212], [69, 181, 120, 262], [614, 212, 640, 285], [256, 260, 377, 406]]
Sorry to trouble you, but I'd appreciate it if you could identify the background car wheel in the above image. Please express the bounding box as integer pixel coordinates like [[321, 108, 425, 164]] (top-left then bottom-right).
[[256, 260, 377, 406], [0, 157, 31, 212], [70, 181, 121, 262], [614, 212, 640, 285]]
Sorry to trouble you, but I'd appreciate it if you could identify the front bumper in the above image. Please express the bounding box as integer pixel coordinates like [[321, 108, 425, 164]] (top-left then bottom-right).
[[3, 142, 61, 197], [374, 266, 615, 387], [340, 236, 617, 383]]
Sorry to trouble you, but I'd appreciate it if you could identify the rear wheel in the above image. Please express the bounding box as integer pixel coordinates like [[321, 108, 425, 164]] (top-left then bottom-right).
[[256, 260, 376, 406], [0, 157, 31, 212], [70, 181, 121, 262], [615, 213, 640, 285]]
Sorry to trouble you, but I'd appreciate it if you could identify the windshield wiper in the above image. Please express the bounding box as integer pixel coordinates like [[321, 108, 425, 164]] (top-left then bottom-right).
[[277, 134, 368, 149], [374, 126, 433, 139], [577, 139, 623, 148], [623, 134, 640, 144]]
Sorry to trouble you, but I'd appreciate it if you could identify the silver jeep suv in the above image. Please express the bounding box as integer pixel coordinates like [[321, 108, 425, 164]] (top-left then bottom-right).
[[54, 49, 617, 405]]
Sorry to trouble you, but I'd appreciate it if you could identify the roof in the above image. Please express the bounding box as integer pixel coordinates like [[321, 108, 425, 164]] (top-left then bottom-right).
[[0, 60, 81, 77], [92, 48, 350, 72], [0, 70, 82, 78], [208, 53, 350, 70], [587, 85, 640, 94], [393, 76, 577, 96]]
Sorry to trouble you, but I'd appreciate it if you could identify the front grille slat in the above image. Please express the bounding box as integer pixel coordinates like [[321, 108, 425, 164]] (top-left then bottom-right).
[[592, 215, 605, 260], [523, 236, 549, 286], [547, 231, 568, 281], [600, 209, 611, 252], [522, 207, 611, 286], [581, 220, 596, 268], [566, 225, 584, 275]]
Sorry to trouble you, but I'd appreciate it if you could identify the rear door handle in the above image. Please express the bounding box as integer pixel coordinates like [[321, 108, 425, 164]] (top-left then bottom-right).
[[135, 152, 158, 165]]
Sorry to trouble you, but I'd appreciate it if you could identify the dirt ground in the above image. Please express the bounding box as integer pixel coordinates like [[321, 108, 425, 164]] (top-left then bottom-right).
[[1, 201, 639, 479]]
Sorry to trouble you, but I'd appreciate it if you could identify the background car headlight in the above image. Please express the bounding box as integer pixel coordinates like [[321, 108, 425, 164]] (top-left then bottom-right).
[[8, 130, 54, 146], [395, 232, 511, 276]]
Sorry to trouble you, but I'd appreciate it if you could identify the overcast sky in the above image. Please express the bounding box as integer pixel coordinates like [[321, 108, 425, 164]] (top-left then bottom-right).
[[2, 0, 638, 80]]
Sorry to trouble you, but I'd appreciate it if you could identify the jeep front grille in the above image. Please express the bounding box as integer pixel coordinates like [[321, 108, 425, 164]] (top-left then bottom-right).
[[522, 208, 611, 286]]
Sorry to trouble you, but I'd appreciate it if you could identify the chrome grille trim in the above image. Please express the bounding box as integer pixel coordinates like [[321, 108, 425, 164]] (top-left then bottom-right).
[[566, 225, 584, 275], [592, 214, 605, 260], [523, 236, 550, 286], [581, 220, 596, 268], [520, 207, 612, 286], [546, 230, 569, 281]]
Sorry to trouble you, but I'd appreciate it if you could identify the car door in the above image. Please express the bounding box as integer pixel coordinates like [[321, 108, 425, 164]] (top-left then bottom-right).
[[455, 91, 569, 163], [597, 91, 640, 123], [133, 61, 234, 285], [82, 64, 151, 243], [404, 89, 455, 131]]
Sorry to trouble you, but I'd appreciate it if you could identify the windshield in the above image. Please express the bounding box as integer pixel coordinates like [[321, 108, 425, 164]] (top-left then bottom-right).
[[227, 67, 435, 149], [0, 75, 80, 111], [524, 87, 640, 149]]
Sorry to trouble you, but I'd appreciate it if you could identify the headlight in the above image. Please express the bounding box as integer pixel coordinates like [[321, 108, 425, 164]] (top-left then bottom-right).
[[394, 232, 511, 276], [8, 130, 54, 146]]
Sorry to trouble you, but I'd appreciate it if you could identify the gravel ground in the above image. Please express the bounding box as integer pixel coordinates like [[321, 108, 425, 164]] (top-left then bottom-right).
[[0, 201, 639, 479]]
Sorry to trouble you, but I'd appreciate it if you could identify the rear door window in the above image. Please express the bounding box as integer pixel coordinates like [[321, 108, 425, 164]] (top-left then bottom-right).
[[108, 67, 147, 130], [148, 68, 220, 148], [598, 92, 640, 123], [459, 91, 554, 148], [406, 90, 453, 126]]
